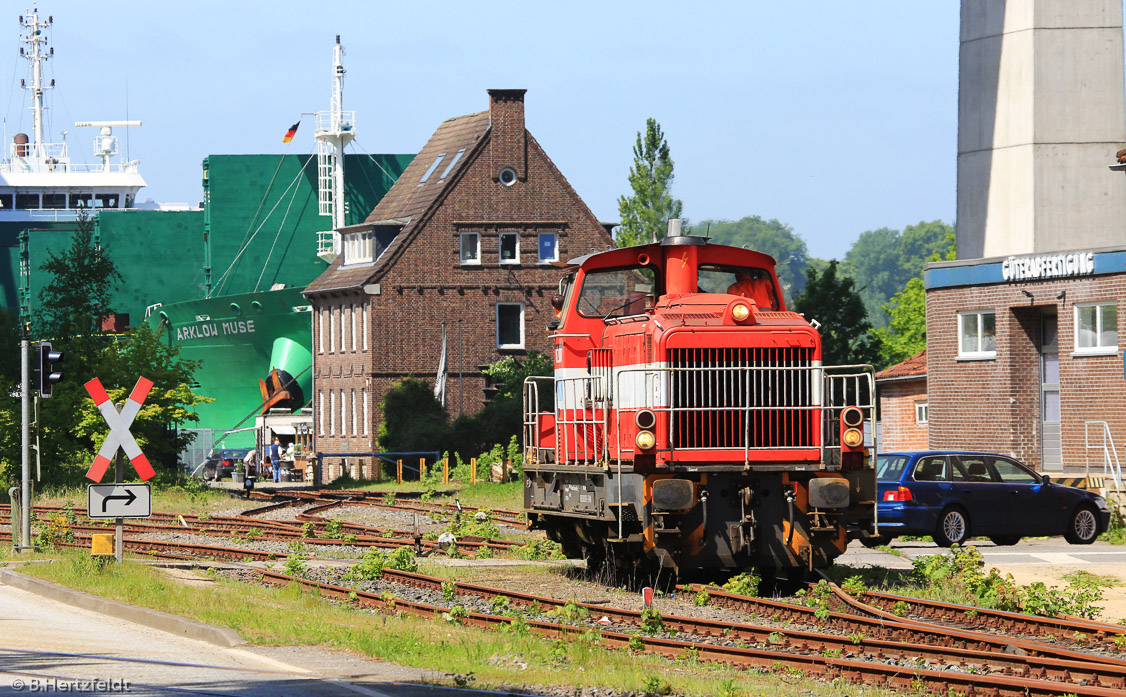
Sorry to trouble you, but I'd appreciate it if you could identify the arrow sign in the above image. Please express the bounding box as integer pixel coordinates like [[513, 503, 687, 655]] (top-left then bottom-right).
[[87, 484, 151, 519], [101, 488, 137, 513], [85, 376, 156, 482]]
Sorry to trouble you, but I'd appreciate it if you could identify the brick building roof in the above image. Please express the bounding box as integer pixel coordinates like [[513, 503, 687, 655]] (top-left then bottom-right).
[[305, 110, 492, 294], [875, 349, 927, 381]]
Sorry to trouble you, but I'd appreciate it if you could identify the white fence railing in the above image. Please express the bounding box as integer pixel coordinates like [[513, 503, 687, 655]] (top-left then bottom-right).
[[1084, 421, 1124, 491]]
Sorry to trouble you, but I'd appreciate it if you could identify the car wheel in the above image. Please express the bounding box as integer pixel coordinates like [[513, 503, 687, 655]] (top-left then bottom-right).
[[861, 535, 892, 548], [1064, 505, 1099, 545], [990, 536, 1021, 546], [935, 507, 970, 547]]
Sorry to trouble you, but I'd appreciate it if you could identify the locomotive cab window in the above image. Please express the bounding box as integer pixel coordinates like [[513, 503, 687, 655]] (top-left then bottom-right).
[[698, 265, 779, 310], [576, 266, 659, 318]]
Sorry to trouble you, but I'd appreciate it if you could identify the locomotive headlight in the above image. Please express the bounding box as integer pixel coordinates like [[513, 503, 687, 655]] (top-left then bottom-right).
[[635, 430, 656, 451], [842, 428, 864, 448], [731, 303, 750, 322]]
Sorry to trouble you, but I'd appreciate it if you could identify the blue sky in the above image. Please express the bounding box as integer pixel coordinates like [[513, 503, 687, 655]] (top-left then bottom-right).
[[2, 2, 959, 260]]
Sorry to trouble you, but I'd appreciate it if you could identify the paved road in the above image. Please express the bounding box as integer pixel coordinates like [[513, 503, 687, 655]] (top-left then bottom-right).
[[840, 537, 1126, 569], [0, 583, 508, 697]]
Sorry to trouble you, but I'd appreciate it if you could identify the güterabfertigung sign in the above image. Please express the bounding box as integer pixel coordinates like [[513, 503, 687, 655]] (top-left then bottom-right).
[[1002, 252, 1094, 282]]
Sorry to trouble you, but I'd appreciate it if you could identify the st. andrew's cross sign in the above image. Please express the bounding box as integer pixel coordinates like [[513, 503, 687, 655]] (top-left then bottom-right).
[[84, 376, 156, 482]]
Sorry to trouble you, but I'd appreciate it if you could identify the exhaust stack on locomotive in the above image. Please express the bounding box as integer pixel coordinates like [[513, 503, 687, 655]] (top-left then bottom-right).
[[523, 221, 877, 574]]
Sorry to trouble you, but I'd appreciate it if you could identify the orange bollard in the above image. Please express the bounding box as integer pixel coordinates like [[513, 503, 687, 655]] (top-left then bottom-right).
[[396, 459, 403, 484], [471, 457, 477, 484], [420, 458, 426, 481], [443, 457, 449, 484]]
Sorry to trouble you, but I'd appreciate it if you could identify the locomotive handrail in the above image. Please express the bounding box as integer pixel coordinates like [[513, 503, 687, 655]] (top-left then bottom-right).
[[609, 364, 875, 468]]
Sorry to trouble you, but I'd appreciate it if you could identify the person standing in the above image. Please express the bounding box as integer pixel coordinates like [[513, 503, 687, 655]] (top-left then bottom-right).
[[271, 437, 282, 482]]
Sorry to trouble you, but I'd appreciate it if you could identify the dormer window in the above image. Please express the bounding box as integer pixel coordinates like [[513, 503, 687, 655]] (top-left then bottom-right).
[[343, 230, 375, 265]]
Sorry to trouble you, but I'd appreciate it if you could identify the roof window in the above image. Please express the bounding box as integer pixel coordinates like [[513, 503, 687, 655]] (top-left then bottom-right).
[[420, 153, 446, 183], [440, 149, 466, 180]]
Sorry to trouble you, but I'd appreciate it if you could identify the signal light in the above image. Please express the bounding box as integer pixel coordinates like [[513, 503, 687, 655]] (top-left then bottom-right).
[[37, 341, 63, 399], [883, 486, 913, 502], [635, 430, 656, 451]]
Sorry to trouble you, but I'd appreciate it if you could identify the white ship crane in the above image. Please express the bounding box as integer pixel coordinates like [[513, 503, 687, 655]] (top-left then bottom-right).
[[313, 35, 355, 261]]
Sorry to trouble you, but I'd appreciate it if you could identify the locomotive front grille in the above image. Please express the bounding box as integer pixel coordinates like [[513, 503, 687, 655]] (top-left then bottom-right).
[[668, 347, 815, 450]]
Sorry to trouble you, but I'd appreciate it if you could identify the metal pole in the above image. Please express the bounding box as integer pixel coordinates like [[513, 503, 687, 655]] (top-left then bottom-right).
[[114, 405, 124, 563], [20, 335, 31, 551]]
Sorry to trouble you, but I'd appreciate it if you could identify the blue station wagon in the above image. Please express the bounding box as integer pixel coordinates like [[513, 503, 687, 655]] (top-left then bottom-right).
[[868, 451, 1111, 547]]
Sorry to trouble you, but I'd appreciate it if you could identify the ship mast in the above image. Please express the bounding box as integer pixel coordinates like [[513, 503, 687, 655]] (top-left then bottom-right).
[[20, 7, 53, 160], [315, 35, 355, 261]]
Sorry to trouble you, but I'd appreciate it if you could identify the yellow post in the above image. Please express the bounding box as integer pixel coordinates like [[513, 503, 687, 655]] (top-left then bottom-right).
[[396, 459, 403, 484], [420, 458, 426, 481], [471, 457, 477, 484], [443, 457, 449, 484], [91, 534, 114, 556]]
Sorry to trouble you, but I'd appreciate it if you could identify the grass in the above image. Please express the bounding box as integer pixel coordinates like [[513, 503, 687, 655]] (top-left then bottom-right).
[[320, 478, 524, 512], [17, 551, 896, 697], [33, 481, 228, 517]]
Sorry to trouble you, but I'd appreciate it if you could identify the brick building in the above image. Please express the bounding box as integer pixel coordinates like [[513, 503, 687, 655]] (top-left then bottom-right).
[[875, 350, 928, 452], [924, 248, 1125, 477], [303, 89, 612, 477]]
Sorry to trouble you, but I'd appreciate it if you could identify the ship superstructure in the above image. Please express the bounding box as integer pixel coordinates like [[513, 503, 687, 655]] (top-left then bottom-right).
[[0, 7, 148, 222]]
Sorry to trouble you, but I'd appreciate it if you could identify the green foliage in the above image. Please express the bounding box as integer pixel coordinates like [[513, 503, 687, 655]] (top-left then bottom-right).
[[321, 518, 344, 539], [627, 635, 645, 652], [692, 216, 812, 302], [841, 575, 867, 597], [345, 546, 418, 581], [442, 604, 468, 625], [641, 675, 672, 695], [1099, 501, 1126, 544], [721, 572, 760, 597], [547, 601, 589, 622], [301, 522, 315, 539], [616, 118, 683, 248], [488, 596, 510, 614], [639, 607, 665, 634], [792, 260, 882, 367], [872, 230, 955, 367], [840, 221, 953, 330], [548, 638, 569, 665], [443, 510, 500, 539], [37, 209, 121, 340], [482, 351, 552, 401], [441, 581, 457, 603], [377, 378, 448, 453], [513, 539, 565, 561], [282, 554, 308, 578], [693, 589, 710, 607]]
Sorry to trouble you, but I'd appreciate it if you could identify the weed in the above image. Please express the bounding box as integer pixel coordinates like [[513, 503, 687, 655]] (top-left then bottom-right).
[[379, 590, 396, 610], [628, 635, 644, 652], [348, 592, 358, 602], [282, 554, 308, 578], [245, 527, 263, 540], [640, 607, 665, 634], [513, 539, 565, 561], [381, 492, 396, 505], [547, 601, 589, 622], [341, 533, 357, 544], [441, 581, 457, 603], [767, 631, 784, 645], [641, 675, 671, 695], [300, 521, 315, 538], [847, 632, 865, 644], [1098, 501, 1125, 545], [1113, 634, 1126, 650], [693, 589, 710, 607], [475, 546, 494, 560], [821, 648, 842, 658], [286, 541, 310, 556], [489, 596, 510, 614], [450, 673, 475, 688], [717, 678, 741, 697], [345, 546, 418, 581], [679, 645, 699, 664], [548, 638, 568, 665], [321, 519, 344, 539], [841, 574, 867, 596], [722, 572, 760, 597], [502, 617, 529, 635], [891, 600, 910, 616], [442, 604, 468, 625]]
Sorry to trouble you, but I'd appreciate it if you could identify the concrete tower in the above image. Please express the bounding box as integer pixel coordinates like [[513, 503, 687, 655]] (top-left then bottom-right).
[[957, 1, 1126, 259]]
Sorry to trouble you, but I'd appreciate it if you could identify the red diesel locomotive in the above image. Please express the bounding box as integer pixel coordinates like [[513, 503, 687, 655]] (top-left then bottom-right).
[[523, 224, 877, 574]]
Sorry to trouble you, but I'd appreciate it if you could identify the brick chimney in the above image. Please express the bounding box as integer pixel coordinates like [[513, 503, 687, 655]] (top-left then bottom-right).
[[487, 89, 527, 181]]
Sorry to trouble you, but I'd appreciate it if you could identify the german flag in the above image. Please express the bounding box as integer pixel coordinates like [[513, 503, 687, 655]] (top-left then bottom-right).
[[282, 120, 300, 143]]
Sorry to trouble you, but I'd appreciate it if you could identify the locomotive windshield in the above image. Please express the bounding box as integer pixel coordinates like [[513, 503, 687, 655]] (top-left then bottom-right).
[[576, 266, 659, 318], [698, 264, 779, 310]]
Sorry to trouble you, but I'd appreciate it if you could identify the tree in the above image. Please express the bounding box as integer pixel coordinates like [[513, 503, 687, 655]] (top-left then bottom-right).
[[692, 216, 812, 302], [377, 378, 449, 454], [841, 220, 953, 330], [616, 118, 683, 247], [874, 231, 955, 367], [792, 260, 881, 367], [37, 209, 121, 341]]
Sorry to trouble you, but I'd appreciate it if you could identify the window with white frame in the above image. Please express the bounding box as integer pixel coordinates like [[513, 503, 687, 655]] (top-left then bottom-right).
[[341, 305, 348, 352], [351, 389, 357, 436], [496, 303, 525, 349], [318, 310, 325, 354], [340, 389, 346, 437], [329, 390, 336, 435], [343, 230, 374, 265], [915, 401, 929, 425], [499, 232, 519, 264], [351, 303, 358, 352], [1075, 302, 1118, 354], [363, 388, 369, 435], [329, 307, 336, 354], [460, 232, 480, 265], [362, 306, 369, 351], [318, 391, 325, 435], [958, 310, 996, 359], [538, 232, 558, 263]]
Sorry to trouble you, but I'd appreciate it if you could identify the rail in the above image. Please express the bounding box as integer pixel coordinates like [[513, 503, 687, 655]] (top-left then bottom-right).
[[1084, 421, 1123, 491]]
